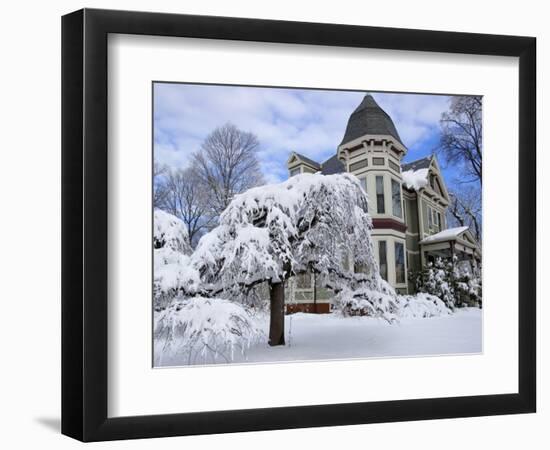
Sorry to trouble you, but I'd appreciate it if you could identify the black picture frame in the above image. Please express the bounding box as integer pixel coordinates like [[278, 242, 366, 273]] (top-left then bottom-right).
[[61, 8, 536, 442]]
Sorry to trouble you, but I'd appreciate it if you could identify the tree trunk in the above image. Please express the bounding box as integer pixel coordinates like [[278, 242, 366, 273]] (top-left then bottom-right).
[[268, 281, 285, 346]]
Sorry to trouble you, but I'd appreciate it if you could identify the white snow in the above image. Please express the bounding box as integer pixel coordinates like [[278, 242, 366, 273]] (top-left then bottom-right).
[[419, 226, 469, 244], [154, 296, 265, 366], [402, 168, 429, 191], [156, 308, 482, 366], [154, 209, 192, 254], [395, 293, 451, 318]]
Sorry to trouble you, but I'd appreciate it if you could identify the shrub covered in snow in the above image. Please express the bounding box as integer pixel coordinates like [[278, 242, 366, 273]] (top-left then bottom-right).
[[154, 296, 265, 365], [153, 210, 199, 309], [153, 248, 202, 310], [395, 293, 451, 318], [454, 269, 482, 307], [334, 285, 398, 322], [154, 209, 193, 254], [410, 256, 482, 309], [333, 278, 451, 321]]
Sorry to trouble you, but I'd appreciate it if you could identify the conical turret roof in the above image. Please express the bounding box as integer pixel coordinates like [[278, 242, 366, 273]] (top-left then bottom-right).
[[340, 94, 405, 147]]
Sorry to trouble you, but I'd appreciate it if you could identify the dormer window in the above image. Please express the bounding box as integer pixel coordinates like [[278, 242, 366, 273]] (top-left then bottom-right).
[[289, 167, 301, 177]]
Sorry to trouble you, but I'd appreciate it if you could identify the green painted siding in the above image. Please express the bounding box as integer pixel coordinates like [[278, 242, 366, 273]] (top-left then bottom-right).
[[406, 234, 419, 252]]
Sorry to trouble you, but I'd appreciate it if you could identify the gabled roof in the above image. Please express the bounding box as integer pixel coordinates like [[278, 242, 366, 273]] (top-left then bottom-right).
[[340, 94, 405, 147], [401, 156, 432, 172], [320, 154, 345, 175], [289, 152, 321, 169]]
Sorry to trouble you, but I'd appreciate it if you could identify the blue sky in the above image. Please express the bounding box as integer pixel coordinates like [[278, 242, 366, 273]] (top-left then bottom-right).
[[153, 83, 459, 186]]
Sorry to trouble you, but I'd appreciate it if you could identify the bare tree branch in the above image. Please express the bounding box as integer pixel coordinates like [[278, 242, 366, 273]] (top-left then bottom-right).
[[153, 161, 169, 209], [163, 168, 215, 246], [439, 96, 483, 185], [191, 123, 265, 217]]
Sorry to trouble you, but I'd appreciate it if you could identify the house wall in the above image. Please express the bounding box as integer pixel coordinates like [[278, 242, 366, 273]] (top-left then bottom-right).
[[420, 195, 447, 237], [338, 136, 408, 294], [286, 142, 458, 302]]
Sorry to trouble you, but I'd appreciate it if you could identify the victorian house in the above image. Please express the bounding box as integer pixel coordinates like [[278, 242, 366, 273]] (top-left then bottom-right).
[[285, 94, 481, 313]]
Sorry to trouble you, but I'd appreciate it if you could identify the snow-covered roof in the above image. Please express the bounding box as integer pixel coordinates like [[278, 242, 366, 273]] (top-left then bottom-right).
[[401, 156, 432, 172], [419, 226, 470, 245], [402, 168, 429, 191]]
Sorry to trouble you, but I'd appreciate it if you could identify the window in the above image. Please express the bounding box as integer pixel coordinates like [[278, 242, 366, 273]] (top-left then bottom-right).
[[391, 179, 402, 218], [296, 272, 312, 289], [376, 176, 385, 214], [360, 177, 367, 192], [433, 210, 441, 230], [389, 159, 400, 173], [290, 167, 301, 177], [349, 159, 368, 172], [372, 157, 385, 166], [378, 241, 388, 281], [395, 242, 405, 284], [427, 206, 441, 231]]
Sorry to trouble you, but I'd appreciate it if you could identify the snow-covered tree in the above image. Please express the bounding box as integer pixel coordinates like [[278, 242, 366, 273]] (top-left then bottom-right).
[[188, 173, 384, 346], [153, 210, 197, 309], [154, 209, 193, 254]]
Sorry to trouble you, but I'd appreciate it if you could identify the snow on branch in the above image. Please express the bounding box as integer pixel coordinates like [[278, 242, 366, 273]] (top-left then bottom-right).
[[191, 173, 380, 296], [154, 296, 265, 365], [153, 210, 200, 309], [154, 209, 193, 254]]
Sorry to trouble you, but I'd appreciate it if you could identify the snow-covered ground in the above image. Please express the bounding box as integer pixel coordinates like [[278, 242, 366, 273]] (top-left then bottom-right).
[[156, 308, 482, 367]]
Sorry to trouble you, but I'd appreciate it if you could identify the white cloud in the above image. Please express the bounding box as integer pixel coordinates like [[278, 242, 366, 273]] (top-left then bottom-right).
[[154, 83, 452, 182]]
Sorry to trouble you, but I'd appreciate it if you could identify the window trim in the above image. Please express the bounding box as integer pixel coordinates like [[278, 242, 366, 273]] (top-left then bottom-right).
[[391, 177, 403, 218], [378, 240, 388, 281], [394, 241, 406, 284]]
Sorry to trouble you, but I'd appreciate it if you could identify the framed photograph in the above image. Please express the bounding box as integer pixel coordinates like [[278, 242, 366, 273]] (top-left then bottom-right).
[[62, 8, 536, 442]]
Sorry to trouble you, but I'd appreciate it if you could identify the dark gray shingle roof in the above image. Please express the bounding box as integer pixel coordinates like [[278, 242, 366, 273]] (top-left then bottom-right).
[[293, 152, 321, 169], [320, 154, 345, 175], [401, 156, 433, 172], [340, 94, 405, 147]]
